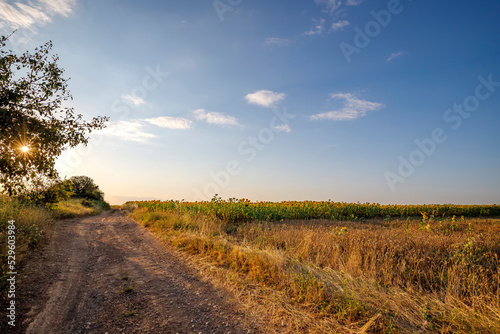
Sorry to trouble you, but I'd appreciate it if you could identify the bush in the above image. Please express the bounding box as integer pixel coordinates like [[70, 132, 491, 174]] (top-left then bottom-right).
[[69, 176, 104, 201], [43, 180, 74, 204], [16, 178, 74, 205]]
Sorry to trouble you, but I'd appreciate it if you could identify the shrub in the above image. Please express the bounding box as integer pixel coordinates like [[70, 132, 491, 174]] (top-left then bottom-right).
[[69, 176, 104, 201], [16, 178, 74, 205]]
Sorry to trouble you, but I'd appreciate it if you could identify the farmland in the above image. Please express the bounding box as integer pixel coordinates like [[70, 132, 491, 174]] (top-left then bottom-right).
[[125, 198, 500, 333], [134, 197, 500, 222]]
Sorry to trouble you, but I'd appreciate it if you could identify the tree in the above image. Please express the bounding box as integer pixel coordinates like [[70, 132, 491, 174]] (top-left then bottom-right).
[[69, 176, 104, 201], [18, 177, 74, 204], [43, 179, 74, 204], [0, 32, 108, 196]]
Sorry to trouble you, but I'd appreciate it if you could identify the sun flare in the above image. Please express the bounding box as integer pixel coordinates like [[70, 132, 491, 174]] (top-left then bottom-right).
[[21, 146, 30, 152]]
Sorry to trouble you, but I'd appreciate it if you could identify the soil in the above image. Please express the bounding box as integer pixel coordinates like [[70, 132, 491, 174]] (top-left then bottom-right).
[[1, 210, 258, 334]]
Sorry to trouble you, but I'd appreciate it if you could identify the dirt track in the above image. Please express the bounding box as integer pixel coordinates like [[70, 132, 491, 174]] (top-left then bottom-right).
[[2, 211, 257, 334]]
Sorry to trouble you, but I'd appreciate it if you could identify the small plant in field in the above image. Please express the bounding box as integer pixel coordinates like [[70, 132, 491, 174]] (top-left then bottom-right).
[[338, 226, 348, 236], [121, 303, 137, 318], [442, 224, 457, 236], [121, 282, 134, 293], [463, 237, 474, 251], [466, 222, 474, 235], [421, 212, 428, 221], [437, 220, 443, 230], [419, 213, 426, 229], [420, 303, 436, 330], [419, 212, 432, 231], [453, 237, 478, 264], [390, 219, 401, 227], [404, 218, 411, 234], [211, 194, 223, 203]]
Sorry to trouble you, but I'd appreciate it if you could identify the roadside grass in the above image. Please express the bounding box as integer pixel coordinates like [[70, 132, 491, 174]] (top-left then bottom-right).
[[125, 203, 500, 333], [0, 195, 53, 291], [0, 195, 110, 291], [49, 198, 110, 219]]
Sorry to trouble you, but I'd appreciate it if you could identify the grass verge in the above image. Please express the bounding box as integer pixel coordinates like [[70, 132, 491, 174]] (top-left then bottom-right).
[[0, 195, 110, 291], [124, 203, 500, 333], [49, 198, 110, 219]]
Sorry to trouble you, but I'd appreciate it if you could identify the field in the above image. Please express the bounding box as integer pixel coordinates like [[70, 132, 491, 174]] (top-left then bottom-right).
[[125, 199, 500, 333]]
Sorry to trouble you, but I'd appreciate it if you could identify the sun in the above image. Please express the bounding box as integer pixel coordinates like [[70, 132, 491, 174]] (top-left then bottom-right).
[[21, 146, 30, 153]]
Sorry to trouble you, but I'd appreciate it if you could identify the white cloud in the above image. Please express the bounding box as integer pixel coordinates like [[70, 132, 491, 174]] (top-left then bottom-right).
[[245, 90, 286, 108], [265, 37, 293, 47], [314, 0, 342, 14], [39, 0, 75, 16], [346, 0, 363, 6], [194, 109, 239, 127], [0, 2, 42, 28], [310, 93, 384, 121], [330, 20, 349, 32], [145, 117, 192, 130], [122, 94, 146, 107], [15, 3, 51, 23], [387, 51, 404, 62], [100, 121, 156, 142], [313, 0, 362, 21], [100, 116, 193, 142], [0, 0, 75, 29], [274, 124, 292, 133], [304, 18, 326, 36]]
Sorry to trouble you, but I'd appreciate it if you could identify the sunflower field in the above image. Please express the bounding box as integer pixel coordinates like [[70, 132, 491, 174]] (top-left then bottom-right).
[[130, 196, 500, 223]]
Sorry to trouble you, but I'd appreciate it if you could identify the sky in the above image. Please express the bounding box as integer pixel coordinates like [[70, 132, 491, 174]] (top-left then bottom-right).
[[1, 0, 500, 205]]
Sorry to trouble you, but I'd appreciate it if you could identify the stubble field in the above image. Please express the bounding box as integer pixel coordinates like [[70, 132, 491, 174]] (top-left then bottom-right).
[[124, 199, 500, 333]]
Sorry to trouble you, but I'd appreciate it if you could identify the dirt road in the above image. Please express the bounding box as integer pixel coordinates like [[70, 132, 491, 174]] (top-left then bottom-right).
[[2, 211, 257, 334]]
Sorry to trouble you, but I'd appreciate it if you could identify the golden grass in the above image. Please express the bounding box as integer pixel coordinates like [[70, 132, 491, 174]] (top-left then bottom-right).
[[0, 195, 53, 290], [49, 198, 108, 219], [0, 196, 109, 291], [126, 204, 500, 333]]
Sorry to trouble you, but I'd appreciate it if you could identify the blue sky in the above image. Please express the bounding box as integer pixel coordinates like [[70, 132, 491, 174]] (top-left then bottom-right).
[[1, 0, 500, 204]]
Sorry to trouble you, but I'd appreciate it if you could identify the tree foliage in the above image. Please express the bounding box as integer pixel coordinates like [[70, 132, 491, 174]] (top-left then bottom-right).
[[17, 177, 74, 204], [44, 179, 74, 203], [0, 33, 108, 195], [69, 175, 104, 201]]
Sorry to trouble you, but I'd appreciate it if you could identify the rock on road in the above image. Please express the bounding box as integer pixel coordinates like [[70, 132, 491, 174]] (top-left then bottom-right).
[[3, 211, 256, 334]]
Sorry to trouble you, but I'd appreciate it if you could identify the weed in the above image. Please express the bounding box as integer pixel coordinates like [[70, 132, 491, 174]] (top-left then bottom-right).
[[121, 303, 137, 317], [121, 281, 134, 293]]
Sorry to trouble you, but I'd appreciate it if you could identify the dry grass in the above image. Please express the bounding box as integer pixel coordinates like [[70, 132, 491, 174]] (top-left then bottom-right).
[[126, 204, 500, 333], [49, 198, 109, 218], [0, 195, 54, 290], [0, 196, 109, 291]]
